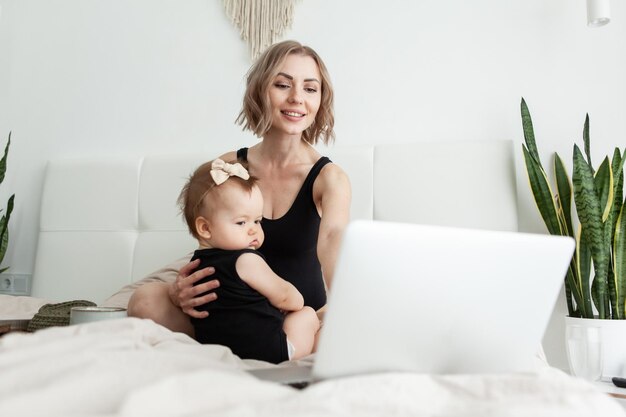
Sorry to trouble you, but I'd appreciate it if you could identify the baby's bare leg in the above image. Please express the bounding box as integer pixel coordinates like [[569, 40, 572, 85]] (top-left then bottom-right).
[[283, 306, 320, 360]]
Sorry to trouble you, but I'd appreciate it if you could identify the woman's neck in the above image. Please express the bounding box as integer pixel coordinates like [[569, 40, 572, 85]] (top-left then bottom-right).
[[255, 132, 312, 166]]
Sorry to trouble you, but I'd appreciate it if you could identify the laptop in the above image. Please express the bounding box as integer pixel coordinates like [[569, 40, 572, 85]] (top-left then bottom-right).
[[248, 220, 575, 386]]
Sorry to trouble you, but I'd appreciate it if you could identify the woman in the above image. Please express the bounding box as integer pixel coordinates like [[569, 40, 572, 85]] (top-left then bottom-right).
[[127, 40, 351, 337]]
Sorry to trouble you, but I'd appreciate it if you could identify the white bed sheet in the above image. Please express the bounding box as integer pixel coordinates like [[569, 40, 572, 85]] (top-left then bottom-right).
[[0, 317, 623, 417]]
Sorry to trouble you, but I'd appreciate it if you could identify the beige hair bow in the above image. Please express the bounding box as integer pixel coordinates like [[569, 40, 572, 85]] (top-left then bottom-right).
[[210, 159, 250, 185]]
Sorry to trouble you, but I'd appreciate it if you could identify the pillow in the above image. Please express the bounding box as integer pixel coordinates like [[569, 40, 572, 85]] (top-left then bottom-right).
[[101, 252, 193, 308]]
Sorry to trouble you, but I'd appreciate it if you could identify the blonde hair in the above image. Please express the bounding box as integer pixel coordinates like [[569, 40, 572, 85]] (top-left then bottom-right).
[[236, 40, 335, 145], [178, 160, 258, 240]]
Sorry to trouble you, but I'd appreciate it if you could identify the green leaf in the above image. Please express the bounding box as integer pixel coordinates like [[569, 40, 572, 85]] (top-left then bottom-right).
[[555, 153, 573, 237], [602, 150, 624, 318], [576, 227, 593, 317], [523, 145, 562, 235], [0, 194, 14, 266], [521, 98, 540, 164], [611, 148, 624, 235], [592, 272, 601, 317], [608, 267, 619, 319], [583, 114, 594, 175], [0, 132, 10, 185], [615, 201, 626, 320], [573, 144, 610, 318], [564, 278, 576, 317], [0, 217, 8, 266], [594, 156, 614, 222]]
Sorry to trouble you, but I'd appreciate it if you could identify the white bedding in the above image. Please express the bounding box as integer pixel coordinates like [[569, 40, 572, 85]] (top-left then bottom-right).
[[0, 317, 624, 417]]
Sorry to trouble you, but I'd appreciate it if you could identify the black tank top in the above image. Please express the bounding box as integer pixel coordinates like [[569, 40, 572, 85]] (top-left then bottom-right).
[[237, 147, 330, 310]]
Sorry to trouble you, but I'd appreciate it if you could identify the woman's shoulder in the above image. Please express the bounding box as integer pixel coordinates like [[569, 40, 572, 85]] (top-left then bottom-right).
[[319, 158, 348, 180], [314, 159, 350, 193]]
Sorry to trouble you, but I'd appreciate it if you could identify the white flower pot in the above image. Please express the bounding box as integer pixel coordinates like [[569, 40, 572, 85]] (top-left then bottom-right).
[[565, 316, 626, 378]]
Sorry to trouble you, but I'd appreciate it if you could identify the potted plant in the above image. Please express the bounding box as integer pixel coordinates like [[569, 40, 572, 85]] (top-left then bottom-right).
[[0, 132, 14, 272], [520, 98, 626, 377]]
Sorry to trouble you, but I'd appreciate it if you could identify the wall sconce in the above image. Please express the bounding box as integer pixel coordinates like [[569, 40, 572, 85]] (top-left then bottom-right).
[[587, 0, 611, 27]]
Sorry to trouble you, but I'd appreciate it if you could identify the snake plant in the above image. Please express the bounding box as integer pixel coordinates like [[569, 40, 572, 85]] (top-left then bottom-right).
[[0, 132, 14, 273], [521, 99, 626, 319]]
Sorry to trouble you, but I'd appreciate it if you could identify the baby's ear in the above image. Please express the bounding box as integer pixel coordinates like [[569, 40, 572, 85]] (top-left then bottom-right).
[[195, 217, 212, 240]]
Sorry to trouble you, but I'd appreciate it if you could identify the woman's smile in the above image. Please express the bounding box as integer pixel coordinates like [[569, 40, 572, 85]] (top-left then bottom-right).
[[282, 110, 305, 116]]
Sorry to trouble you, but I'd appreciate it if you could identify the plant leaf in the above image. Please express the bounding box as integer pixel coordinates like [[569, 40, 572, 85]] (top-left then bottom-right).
[[611, 148, 624, 236], [564, 278, 577, 317], [523, 145, 562, 235], [594, 156, 614, 222], [0, 132, 10, 185], [0, 194, 14, 266], [0, 216, 7, 266], [521, 98, 540, 164], [555, 153, 573, 237], [615, 200, 626, 319], [583, 114, 594, 175], [604, 150, 624, 318], [573, 144, 610, 318], [608, 267, 619, 319], [576, 226, 593, 317]]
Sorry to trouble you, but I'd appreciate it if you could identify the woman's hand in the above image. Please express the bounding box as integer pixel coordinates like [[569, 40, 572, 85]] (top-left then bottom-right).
[[168, 259, 220, 318]]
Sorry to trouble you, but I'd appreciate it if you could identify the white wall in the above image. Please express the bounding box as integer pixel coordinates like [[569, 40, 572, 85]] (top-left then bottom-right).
[[1, 0, 625, 370]]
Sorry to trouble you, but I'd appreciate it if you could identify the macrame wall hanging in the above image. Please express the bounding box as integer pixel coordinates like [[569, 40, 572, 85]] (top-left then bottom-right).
[[223, 0, 298, 60]]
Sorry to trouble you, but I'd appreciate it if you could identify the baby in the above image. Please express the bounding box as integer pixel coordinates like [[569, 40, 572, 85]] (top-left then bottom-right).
[[178, 158, 320, 363]]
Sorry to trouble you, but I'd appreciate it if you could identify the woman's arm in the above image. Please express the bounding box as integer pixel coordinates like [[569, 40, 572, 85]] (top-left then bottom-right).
[[236, 253, 304, 311], [314, 164, 352, 291]]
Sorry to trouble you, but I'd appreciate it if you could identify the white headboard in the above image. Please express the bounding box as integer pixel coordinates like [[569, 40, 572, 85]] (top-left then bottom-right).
[[31, 141, 518, 303]]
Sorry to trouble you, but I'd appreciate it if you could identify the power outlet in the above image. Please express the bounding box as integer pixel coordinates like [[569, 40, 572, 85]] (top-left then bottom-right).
[[0, 274, 32, 296]]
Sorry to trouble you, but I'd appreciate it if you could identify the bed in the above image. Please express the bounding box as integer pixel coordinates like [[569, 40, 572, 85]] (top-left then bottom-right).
[[1, 141, 623, 416]]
